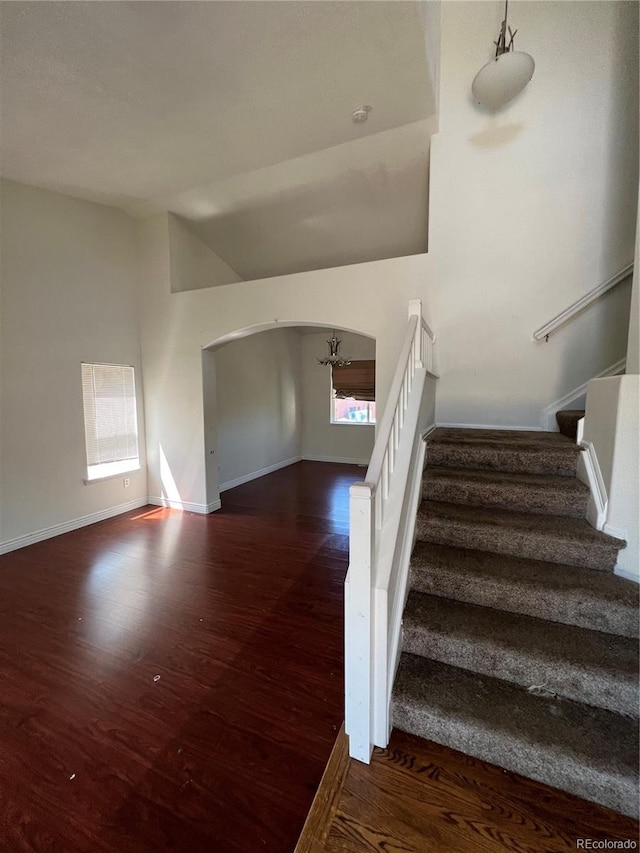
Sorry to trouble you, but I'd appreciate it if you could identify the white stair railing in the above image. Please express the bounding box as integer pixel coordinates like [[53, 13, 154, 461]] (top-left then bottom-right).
[[533, 263, 633, 341], [344, 299, 438, 762]]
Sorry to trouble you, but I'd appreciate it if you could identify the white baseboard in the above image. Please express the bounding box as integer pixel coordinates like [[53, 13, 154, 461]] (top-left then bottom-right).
[[384, 433, 427, 745], [614, 564, 639, 583], [147, 496, 220, 513], [542, 358, 627, 430], [436, 422, 543, 432], [577, 440, 608, 531], [219, 455, 302, 492], [603, 522, 626, 540], [0, 498, 149, 555], [302, 454, 370, 465], [422, 423, 437, 439]]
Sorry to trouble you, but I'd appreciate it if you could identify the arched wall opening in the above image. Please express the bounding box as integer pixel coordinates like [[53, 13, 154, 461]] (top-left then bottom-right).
[[202, 323, 376, 509]]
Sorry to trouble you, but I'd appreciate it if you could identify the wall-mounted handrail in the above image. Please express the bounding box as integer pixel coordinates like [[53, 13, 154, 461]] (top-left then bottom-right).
[[533, 263, 633, 342], [344, 299, 437, 763]]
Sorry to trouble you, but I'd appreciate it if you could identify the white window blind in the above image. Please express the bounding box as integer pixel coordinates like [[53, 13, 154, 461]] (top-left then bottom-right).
[[81, 363, 139, 481]]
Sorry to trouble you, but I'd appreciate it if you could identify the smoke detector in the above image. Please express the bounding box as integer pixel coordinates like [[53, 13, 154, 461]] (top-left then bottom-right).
[[352, 104, 372, 123]]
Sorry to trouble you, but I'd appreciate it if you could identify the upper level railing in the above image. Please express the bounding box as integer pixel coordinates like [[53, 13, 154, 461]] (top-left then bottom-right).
[[345, 299, 437, 763], [533, 263, 633, 342]]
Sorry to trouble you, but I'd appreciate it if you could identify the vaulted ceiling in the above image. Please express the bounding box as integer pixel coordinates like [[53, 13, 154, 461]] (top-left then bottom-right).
[[1, 1, 437, 280]]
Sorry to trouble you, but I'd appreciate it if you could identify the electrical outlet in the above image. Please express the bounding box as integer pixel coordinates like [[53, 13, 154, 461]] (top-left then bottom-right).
[[123, 478, 130, 488]]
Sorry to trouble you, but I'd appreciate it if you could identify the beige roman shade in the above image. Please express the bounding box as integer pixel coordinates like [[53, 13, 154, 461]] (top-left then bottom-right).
[[332, 360, 376, 402]]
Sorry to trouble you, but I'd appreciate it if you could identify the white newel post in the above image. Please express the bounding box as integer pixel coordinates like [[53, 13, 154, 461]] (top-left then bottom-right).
[[346, 482, 375, 762]]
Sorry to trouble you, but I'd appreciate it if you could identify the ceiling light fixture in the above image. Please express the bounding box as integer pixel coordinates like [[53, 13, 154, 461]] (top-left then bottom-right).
[[317, 332, 351, 367], [471, 0, 535, 110]]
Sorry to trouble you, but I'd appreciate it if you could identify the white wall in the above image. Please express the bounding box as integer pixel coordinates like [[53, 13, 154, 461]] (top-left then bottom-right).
[[583, 375, 640, 581], [0, 179, 147, 548], [418, 0, 441, 121], [607, 377, 640, 580], [429, 0, 638, 428], [137, 212, 433, 512], [213, 328, 301, 490], [136, 0, 639, 514], [168, 214, 243, 292], [300, 331, 376, 464], [202, 348, 220, 511]]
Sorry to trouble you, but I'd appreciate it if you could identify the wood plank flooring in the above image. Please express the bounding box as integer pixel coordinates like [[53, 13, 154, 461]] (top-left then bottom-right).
[[0, 461, 361, 852], [3, 460, 638, 852], [310, 728, 640, 853]]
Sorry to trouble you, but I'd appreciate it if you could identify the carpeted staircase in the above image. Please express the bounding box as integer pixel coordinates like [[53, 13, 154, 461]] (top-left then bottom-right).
[[392, 427, 639, 818], [556, 408, 585, 441]]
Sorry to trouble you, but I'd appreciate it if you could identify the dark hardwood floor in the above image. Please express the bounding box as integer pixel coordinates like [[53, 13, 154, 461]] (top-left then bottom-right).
[[0, 461, 361, 852], [300, 728, 640, 853]]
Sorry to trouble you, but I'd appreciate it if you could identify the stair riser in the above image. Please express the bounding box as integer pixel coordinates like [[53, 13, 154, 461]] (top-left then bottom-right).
[[410, 566, 639, 639], [402, 624, 638, 717], [422, 478, 588, 519], [427, 445, 578, 477], [415, 517, 619, 572], [556, 411, 584, 441], [392, 700, 638, 819]]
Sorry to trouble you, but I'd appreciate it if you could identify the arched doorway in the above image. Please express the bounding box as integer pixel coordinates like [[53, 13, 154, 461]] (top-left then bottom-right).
[[202, 323, 376, 509]]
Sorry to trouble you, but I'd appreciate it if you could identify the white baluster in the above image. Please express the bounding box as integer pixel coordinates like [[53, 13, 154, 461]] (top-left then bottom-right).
[[389, 422, 395, 474], [382, 450, 390, 501]]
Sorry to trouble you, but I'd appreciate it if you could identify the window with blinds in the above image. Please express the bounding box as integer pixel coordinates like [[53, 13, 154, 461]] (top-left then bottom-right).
[[81, 363, 140, 481]]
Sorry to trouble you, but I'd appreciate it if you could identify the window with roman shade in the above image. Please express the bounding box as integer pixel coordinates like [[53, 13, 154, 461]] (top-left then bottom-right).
[[332, 360, 375, 401], [331, 360, 376, 425], [81, 363, 140, 481]]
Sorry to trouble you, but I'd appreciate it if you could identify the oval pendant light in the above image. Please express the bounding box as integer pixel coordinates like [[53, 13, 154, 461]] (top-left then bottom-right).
[[472, 0, 535, 110], [472, 51, 535, 109]]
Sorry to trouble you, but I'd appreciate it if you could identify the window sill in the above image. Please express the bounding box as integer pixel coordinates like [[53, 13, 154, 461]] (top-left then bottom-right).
[[84, 465, 142, 485], [330, 421, 376, 427]]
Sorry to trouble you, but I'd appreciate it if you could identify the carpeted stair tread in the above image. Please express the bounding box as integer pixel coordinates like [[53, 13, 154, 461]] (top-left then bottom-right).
[[430, 427, 578, 447], [416, 500, 625, 571], [556, 409, 585, 441], [423, 466, 589, 518], [410, 542, 639, 638], [402, 590, 639, 716], [392, 653, 639, 818], [427, 428, 581, 477]]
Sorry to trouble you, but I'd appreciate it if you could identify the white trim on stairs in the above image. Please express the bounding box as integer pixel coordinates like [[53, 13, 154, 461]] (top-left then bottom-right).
[[577, 440, 608, 531], [614, 564, 638, 583], [604, 522, 627, 540], [384, 432, 427, 745], [542, 358, 627, 430], [0, 498, 149, 555]]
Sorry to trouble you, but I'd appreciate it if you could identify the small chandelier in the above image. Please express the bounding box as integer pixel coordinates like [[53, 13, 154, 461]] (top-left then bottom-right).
[[472, 0, 535, 110], [317, 331, 351, 367]]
